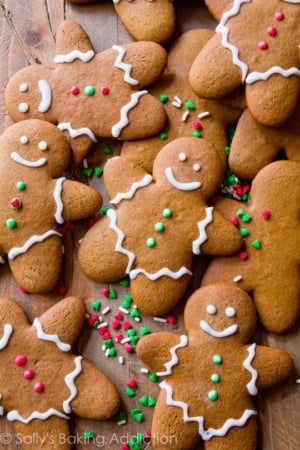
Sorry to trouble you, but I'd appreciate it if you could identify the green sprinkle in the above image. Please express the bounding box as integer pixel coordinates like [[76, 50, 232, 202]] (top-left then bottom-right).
[[16, 181, 26, 191], [103, 144, 113, 154], [6, 218, 17, 229], [162, 208, 173, 218], [252, 239, 262, 249], [117, 411, 127, 423], [159, 131, 168, 140], [126, 387, 136, 397], [94, 167, 103, 177], [213, 354, 223, 365], [129, 335, 139, 345], [227, 174, 238, 186], [147, 396, 156, 407], [127, 328, 137, 337], [224, 146, 230, 155], [208, 389, 219, 401], [240, 227, 250, 237], [129, 308, 141, 319], [83, 430, 94, 440], [192, 130, 202, 138], [185, 99, 196, 110], [138, 395, 148, 406], [108, 288, 117, 299], [236, 208, 244, 217], [241, 213, 252, 223], [136, 432, 145, 444], [128, 438, 141, 450], [140, 326, 151, 336], [93, 320, 100, 328], [211, 373, 220, 383], [154, 222, 165, 232], [227, 124, 236, 142], [159, 94, 169, 103], [103, 339, 114, 348], [84, 85, 96, 96], [123, 292, 133, 308], [146, 237, 156, 248], [107, 347, 117, 357], [120, 277, 130, 287], [83, 168, 93, 177], [149, 373, 158, 383], [90, 300, 101, 311], [131, 408, 144, 423], [100, 206, 109, 215]]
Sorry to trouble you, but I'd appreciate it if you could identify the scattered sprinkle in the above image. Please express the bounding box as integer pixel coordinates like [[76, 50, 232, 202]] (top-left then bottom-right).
[[90, 300, 101, 311], [154, 317, 167, 323], [131, 408, 144, 423], [83, 430, 94, 440], [198, 111, 210, 119], [159, 94, 169, 103], [181, 110, 190, 122], [252, 239, 262, 249], [233, 275, 243, 282], [140, 368, 149, 374], [103, 144, 113, 154]]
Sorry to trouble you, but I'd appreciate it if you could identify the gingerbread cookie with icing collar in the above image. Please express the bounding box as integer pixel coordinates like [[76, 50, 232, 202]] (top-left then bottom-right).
[[78, 137, 243, 316], [0, 119, 102, 294], [121, 28, 242, 173], [137, 283, 293, 450], [4, 19, 167, 166], [189, 0, 300, 127], [201, 160, 300, 334], [0, 295, 120, 450]]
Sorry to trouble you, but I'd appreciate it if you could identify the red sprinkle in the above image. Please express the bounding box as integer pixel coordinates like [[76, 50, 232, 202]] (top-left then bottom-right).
[[275, 11, 284, 21], [87, 314, 100, 327], [15, 354, 27, 366], [166, 315, 176, 324], [34, 382, 44, 393], [24, 369, 35, 380], [122, 321, 132, 331], [114, 311, 124, 321], [111, 320, 121, 330], [261, 209, 271, 220], [115, 334, 124, 343], [192, 120, 202, 130], [102, 331, 112, 340], [143, 431, 151, 442], [19, 285, 28, 294], [230, 216, 239, 227], [101, 86, 110, 95], [101, 288, 109, 297], [127, 379, 138, 388], [124, 343, 133, 353], [267, 26, 277, 36], [239, 251, 248, 261], [98, 326, 109, 336], [258, 40, 268, 50], [121, 444, 130, 450], [58, 285, 67, 295], [70, 85, 80, 96]]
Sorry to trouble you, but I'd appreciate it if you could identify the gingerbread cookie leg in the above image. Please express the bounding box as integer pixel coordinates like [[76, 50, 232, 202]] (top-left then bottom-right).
[[204, 416, 258, 450]]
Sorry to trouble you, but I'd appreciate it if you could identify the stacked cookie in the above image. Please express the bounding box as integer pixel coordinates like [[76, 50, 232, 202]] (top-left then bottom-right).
[[0, 1, 299, 449]]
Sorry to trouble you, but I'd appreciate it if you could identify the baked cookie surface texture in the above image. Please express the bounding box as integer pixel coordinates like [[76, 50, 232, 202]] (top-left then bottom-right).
[[137, 284, 293, 450]]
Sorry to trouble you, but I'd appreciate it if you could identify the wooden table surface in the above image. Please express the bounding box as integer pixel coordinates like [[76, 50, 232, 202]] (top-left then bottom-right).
[[0, 1, 299, 449]]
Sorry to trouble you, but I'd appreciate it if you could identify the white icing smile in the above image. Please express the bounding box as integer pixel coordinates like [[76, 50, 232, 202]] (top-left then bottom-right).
[[200, 320, 238, 338], [11, 152, 47, 167], [165, 167, 201, 191]]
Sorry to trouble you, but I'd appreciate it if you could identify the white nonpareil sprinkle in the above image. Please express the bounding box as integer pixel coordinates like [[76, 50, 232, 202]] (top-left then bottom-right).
[[140, 367, 149, 374], [198, 111, 210, 119], [102, 306, 111, 315], [119, 306, 129, 314], [121, 337, 131, 344], [83, 158, 88, 168], [174, 95, 182, 105], [117, 419, 127, 426], [97, 321, 108, 329], [118, 356, 124, 365], [154, 317, 167, 323], [233, 275, 243, 282], [172, 100, 182, 108], [182, 111, 190, 122]]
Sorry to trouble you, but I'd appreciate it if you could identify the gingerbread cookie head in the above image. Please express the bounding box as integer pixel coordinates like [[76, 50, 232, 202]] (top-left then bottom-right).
[[5, 20, 167, 165], [190, 0, 300, 127], [137, 283, 293, 449], [0, 296, 120, 449], [202, 160, 300, 333], [0, 119, 102, 294], [78, 137, 243, 316]]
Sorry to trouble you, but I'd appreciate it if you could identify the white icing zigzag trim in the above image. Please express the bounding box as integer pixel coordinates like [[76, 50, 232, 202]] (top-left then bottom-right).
[[192, 206, 214, 255], [7, 408, 69, 424], [33, 318, 71, 352], [54, 177, 66, 225], [8, 230, 62, 260], [63, 356, 83, 414], [110, 174, 153, 205], [156, 335, 188, 376], [107, 208, 136, 274], [129, 266, 193, 281], [246, 66, 300, 84], [112, 45, 139, 86], [53, 50, 95, 64], [160, 379, 257, 441], [111, 90, 148, 138], [0, 324, 13, 350], [243, 343, 258, 396], [57, 123, 97, 142]]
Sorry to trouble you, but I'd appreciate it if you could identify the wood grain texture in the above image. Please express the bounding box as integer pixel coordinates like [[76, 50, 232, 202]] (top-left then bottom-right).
[[0, 1, 299, 449]]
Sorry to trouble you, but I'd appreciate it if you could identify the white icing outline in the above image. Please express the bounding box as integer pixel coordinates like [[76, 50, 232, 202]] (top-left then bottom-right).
[[110, 174, 153, 205], [129, 266, 193, 281], [160, 379, 257, 441], [192, 206, 213, 255], [156, 335, 188, 376], [38, 80, 52, 113], [200, 320, 238, 338], [111, 90, 148, 138], [7, 408, 69, 423], [246, 66, 300, 84], [57, 123, 97, 142], [0, 324, 13, 350], [165, 167, 201, 191], [8, 230, 62, 260], [10, 152, 47, 168], [33, 318, 71, 352], [54, 177, 66, 224], [63, 356, 83, 414], [53, 50, 95, 64], [243, 343, 258, 396], [112, 45, 139, 85]]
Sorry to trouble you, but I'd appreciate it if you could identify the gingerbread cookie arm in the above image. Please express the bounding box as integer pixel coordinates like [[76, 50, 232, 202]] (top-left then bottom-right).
[[137, 332, 184, 373], [54, 20, 95, 62], [13, 418, 71, 450], [60, 180, 102, 222], [253, 345, 293, 390], [204, 0, 235, 21], [0, 297, 29, 329]]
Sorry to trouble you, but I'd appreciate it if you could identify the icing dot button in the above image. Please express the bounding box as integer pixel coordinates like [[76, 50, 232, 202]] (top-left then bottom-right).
[[162, 208, 173, 218], [18, 102, 29, 113], [146, 237, 156, 248], [24, 369, 35, 380], [84, 85, 96, 96], [267, 26, 277, 37], [38, 141, 48, 151], [15, 354, 27, 366], [208, 389, 219, 401], [6, 218, 17, 229], [19, 83, 28, 92], [19, 136, 29, 144], [16, 181, 26, 191], [10, 198, 22, 210], [275, 11, 284, 21], [211, 373, 221, 383], [154, 222, 165, 232], [258, 40, 269, 50], [34, 382, 44, 393], [212, 354, 223, 365], [70, 85, 80, 96], [101, 86, 110, 95]]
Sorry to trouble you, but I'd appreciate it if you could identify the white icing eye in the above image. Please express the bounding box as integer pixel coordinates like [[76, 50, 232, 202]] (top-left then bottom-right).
[[19, 136, 29, 144], [206, 304, 217, 315], [225, 307, 236, 318], [19, 103, 29, 113], [178, 152, 187, 162], [193, 163, 201, 172], [38, 141, 48, 151], [19, 83, 28, 92]]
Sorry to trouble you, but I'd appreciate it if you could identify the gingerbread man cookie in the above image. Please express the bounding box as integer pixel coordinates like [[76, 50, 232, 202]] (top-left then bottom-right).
[[137, 284, 293, 450], [189, 0, 300, 127], [0, 295, 120, 450], [201, 160, 300, 333], [4, 19, 167, 165], [0, 119, 102, 294], [121, 28, 242, 173], [78, 137, 243, 316], [228, 104, 300, 179]]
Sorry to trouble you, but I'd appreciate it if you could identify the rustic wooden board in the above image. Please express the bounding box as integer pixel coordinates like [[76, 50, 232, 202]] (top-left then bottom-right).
[[0, 1, 299, 449]]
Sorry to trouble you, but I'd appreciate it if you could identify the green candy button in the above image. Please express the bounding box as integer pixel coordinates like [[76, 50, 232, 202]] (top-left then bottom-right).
[[6, 218, 17, 229], [84, 85, 96, 96]]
